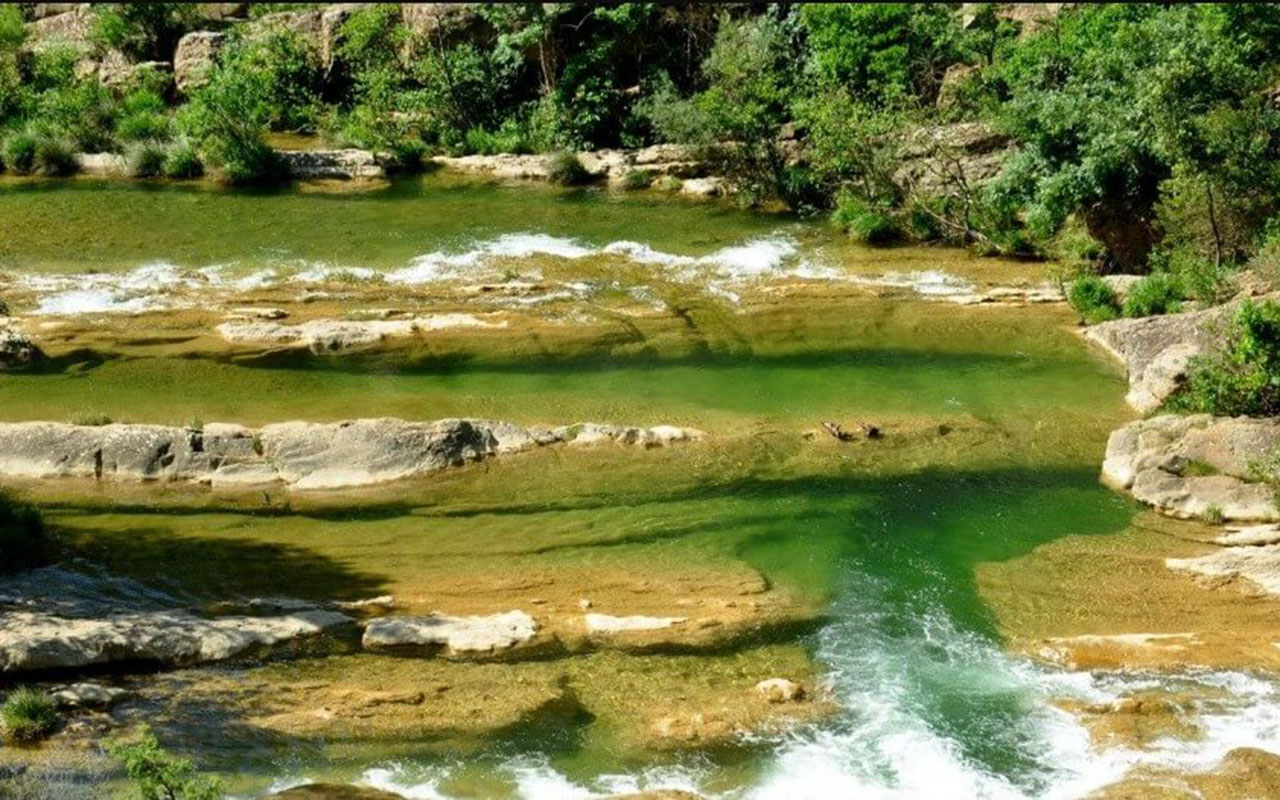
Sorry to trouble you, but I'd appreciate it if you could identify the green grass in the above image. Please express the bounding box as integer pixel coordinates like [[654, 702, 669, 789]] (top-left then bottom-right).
[[1, 687, 58, 743]]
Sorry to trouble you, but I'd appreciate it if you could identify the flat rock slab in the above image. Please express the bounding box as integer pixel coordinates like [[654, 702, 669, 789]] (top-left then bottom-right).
[[362, 611, 539, 659], [584, 613, 687, 633], [1101, 414, 1280, 521], [0, 418, 705, 491], [0, 608, 353, 673]]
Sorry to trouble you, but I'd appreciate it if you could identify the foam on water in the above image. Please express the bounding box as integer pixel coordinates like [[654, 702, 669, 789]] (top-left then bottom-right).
[[303, 563, 1280, 800]]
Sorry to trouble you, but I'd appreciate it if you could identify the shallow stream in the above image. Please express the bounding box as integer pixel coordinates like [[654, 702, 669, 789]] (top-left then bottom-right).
[[3, 176, 1278, 799]]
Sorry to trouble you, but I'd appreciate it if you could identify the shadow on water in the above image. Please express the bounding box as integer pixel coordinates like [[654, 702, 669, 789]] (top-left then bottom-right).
[[51, 520, 389, 602]]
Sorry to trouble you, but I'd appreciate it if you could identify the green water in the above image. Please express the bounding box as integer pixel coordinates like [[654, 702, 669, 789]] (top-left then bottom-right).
[[7, 178, 1266, 800]]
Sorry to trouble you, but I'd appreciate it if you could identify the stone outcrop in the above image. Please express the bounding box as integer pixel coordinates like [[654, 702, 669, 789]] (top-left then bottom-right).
[[0, 568, 355, 673], [896, 121, 1013, 196], [74, 152, 128, 176], [1101, 414, 1280, 521], [0, 609, 353, 672], [0, 417, 705, 491], [0, 328, 41, 369], [431, 144, 707, 186], [362, 610, 541, 659], [1086, 301, 1247, 414], [24, 6, 94, 53], [174, 30, 226, 93], [278, 148, 385, 180], [217, 314, 507, 353], [754, 678, 805, 703]]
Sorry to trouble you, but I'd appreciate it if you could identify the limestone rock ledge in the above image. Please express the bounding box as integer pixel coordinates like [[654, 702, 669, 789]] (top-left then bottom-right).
[[0, 418, 705, 491], [1101, 414, 1280, 521], [1085, 295, 1278, 414]]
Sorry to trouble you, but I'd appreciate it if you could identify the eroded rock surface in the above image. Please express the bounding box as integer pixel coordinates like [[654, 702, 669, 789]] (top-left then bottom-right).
[[0, 568, 354, 673], [0, 418, 705, 490], [278, 149, 385, 180], [1086, 300, 1258, 414], [174, 31, 226, 93], [362, 611, 541, 659], [1101, 414, 1280, 521], [216, 314, 505, 353]]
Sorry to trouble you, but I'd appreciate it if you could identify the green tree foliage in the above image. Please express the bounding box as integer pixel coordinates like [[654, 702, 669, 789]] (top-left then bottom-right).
[[801, 4, 962, 107], [106, 726, 222, 800], [1176, 300, 1280, 416], [90, 3, 196, 61], [1067, 275, 1120, 324]]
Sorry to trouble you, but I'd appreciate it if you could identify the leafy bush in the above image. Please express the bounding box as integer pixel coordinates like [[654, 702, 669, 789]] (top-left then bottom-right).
[[70, 412, 113, 426], [162, 142, 203, 179], [547, 151, 591, 186], [115, 89, 170, 143], [90, 3, 196, 61], [832, 193, 901, 245], [33, 136, 77, 177], [1, 688, 58, 743], [0, 492, 46, 574], [126, 141, 166, 178], [1176, 299, 1280, 416], [106, 725, 222, 800], [3, 129, 37, 173], [1202, 504, 1226, 525], [620, 169, 653, 190], [1123, 272, 1183, 317], [1067, 275, 1121, 324]]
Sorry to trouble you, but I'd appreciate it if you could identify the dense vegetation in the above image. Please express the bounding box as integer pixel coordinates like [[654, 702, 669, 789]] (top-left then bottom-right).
[[106, 726, 223, 800], [3, 4, 1280, 295], [1175, 299, 1280, 417]]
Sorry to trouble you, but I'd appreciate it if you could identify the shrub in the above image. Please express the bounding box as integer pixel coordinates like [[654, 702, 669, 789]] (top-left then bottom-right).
[[547, 150, 591, 186], [832, 194, 902, 245], [33, 136, 77, 177], [1, 688, 58, 743], [1156, 246, 1230, 305], [126, 141, 166, 178], [1123, 272, 1183, 317], [70, 412, 113, 426], [382, 137, 427, 174], [1176, 299, 1280, 416], [162, 142, 203, 179], [1067, 275, 1121, 324], [105, 725, 222, 800], [1252, 221, 1280, 290], [620, 169, 653, 190], [0, 492, 46, 574], [3, 130, 37, 174], [1202, 504, 1226, 524]]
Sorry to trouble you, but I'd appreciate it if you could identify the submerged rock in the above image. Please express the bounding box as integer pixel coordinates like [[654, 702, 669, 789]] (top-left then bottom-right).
[[1101, 414, 1280, 521], [0, 417, 705, 491], [49, 683, 132, 710], [362, 610, 541, 659]]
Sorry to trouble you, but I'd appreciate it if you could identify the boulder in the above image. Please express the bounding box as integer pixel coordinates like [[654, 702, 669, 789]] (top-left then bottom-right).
[[31, 4, 85, 21], [173, 30, 225, 93], [197, 3, 249, 22], [49, 682, 131, 710], [361, 610, 540, 659], [679, 177, 724, 198], [74, 152, 129, 176], [24, 6, 94, 53], [936, 62, 981, 110], [754, 678, 805, 703], [0, 607, 354, 672], [1101, 414, 1280, 521], [278, 148, 385, 180], [0, 329, 41, 370], [401, 3, 487, 45]]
